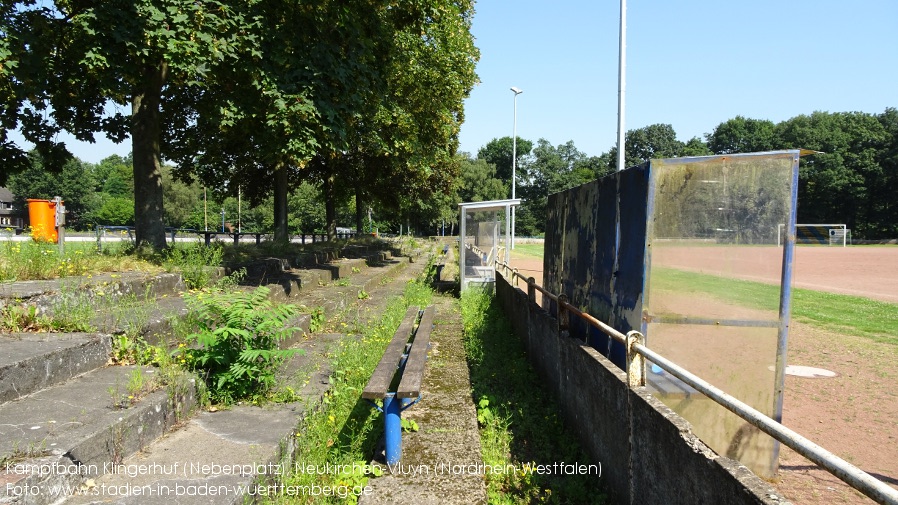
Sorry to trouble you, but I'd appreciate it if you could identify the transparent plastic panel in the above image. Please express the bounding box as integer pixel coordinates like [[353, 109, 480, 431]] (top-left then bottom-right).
[[462, 209, 503, 289], [646, 323, 778, 475], [645, 154, 795, 478], [650, 155, 793, 245]]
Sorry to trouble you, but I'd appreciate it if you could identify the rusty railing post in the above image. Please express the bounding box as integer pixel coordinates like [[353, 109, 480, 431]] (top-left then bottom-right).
[[626, 330, 646, 387], [557, 294, 569, 338]]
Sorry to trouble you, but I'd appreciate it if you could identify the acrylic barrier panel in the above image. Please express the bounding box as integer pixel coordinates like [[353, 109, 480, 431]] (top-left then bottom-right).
[[462, 209, 502, 288], [646, 323, 779, 475], [649, 154, 793, 244], [645, 154, 796, 479]]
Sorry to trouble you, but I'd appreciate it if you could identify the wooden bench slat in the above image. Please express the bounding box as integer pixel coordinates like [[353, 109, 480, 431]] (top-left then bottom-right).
[[396, 305, 435, 399], [361, 306, 420, 400]]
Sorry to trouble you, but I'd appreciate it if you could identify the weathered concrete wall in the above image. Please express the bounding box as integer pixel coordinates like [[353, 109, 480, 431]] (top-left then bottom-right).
[[497, 277, 630, 504], [496, 274, 788, 505]]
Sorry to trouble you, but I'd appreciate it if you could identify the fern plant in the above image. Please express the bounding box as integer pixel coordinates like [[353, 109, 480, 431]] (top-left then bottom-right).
[[176, 286, 301, 404]]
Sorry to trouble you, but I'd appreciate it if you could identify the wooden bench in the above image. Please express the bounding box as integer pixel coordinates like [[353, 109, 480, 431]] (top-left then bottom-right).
[[362, 305, 435, 465]]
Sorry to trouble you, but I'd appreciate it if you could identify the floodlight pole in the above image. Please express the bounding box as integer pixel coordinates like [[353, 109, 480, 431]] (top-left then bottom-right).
[[511, 86, 523, 249], [616, 0, 627, 172]]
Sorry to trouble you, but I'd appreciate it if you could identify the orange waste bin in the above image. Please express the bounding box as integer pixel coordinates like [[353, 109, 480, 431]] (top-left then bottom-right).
[[27, 199, 60, 243]]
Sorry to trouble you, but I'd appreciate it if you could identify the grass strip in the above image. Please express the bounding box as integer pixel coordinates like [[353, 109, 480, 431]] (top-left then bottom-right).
[[460, 289, 607, 504], [0, 240, 157, 281], [272, 279, 432, 504], [509, 243, 545, 260], [652, 267, 898, 345]]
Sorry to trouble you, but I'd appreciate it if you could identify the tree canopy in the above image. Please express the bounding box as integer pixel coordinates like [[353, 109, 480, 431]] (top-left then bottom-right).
[[2, 2, 894, 242], [465, 109, 897, 239], [2, 0, 264, 248], [313, 0, 479, 240], [2, 0, 478, 248], [477, 136, 533, 183]]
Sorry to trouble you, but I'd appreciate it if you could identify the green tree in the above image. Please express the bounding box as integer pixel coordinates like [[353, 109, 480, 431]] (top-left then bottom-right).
[[93, 196, 135, 226], [707, 116, 777, 154], [682, 137, 713, 157], [320, 0, 480, 239], [289, 182, 325, 235], [628, 123, 684, 161], [609, 124, 685, 170], [161, 165, 202, 229], [517, 139, 598, 236], [7, 152, 97, 230], [2, 1, 259, 249], [168, 0, 395, 243], [457, 155, 507, 203], [477, 136, 533, 185], [777, 111, 889, 238], [94, 155, 134, 198], [874, 108, 898, 238]]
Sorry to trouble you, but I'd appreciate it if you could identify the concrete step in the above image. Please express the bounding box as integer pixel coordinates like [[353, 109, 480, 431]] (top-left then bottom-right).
[[0, 333, 111, 403], [47, 247, 431, 504], [295, 257, 410, 318], [24, 249, 406, 359], [0, 272, 184, 318], [92, 295, 189, 345], [0, 364, 198, 505], [237, 250, 403, 301], [56, 332, 346, 505], [0, 244, 429, 504]]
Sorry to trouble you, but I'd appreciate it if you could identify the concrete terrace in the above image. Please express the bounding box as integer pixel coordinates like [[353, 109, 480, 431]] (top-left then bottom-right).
[[0, 240, 488, 505]]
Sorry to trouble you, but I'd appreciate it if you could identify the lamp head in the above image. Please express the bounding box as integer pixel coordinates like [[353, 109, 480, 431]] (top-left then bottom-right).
[[510, 86, 523, 95]]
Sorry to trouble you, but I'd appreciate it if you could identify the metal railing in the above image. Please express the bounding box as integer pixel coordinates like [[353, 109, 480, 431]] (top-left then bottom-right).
[[495, 259, 898, 505]]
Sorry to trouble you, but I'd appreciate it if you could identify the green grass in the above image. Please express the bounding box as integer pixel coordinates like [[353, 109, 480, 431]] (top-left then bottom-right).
[[652, 267, 898, 345], [461, 289, 606, 504], [0, 240, 159, 282], [510, 243, 544, 260]]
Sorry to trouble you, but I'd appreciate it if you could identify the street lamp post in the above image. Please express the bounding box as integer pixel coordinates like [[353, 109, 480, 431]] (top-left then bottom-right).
[[616, 0, 627, 172], [510, 86, 523, 249]]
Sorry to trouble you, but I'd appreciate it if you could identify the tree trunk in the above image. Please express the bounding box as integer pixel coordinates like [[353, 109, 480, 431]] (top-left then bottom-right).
[[273, 163, 289, 243], [355, 183, 364, 234], [323, 171, 336, 241], [131, 62, 168, 251]]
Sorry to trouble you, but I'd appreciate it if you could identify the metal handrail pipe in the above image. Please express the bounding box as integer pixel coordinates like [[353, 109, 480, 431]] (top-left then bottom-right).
[[496, 261, 558, 302], [496, 261, 625, 343], [497, 257, 897, 503], [557, 300, 627, 346], [634, 342, 898, 505], [532, 282, 557, 302]]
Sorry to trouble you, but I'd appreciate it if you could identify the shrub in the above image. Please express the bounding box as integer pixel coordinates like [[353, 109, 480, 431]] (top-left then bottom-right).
[[176, 286, 301, 404]]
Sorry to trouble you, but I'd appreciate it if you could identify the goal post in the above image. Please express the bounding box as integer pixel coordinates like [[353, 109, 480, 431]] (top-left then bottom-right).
[[777, 224, 848, 247]]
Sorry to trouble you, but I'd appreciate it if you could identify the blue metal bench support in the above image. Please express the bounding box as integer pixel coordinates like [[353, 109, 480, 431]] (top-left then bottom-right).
[[383, 394, 402, 464]]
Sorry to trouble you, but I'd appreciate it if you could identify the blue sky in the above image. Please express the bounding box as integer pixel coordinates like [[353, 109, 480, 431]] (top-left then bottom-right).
[[458, 0, 898, 158], [11, 0, 898, 164]]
